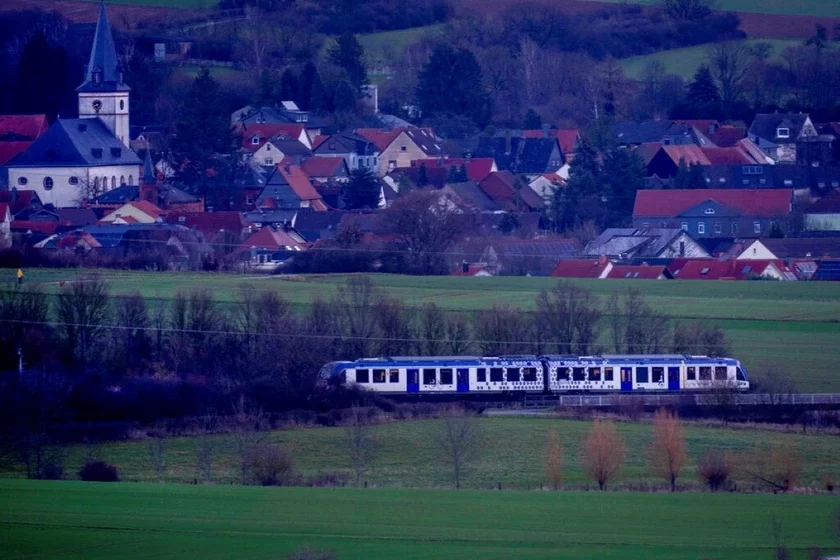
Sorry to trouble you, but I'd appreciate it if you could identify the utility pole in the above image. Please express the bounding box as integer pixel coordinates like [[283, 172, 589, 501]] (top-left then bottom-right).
[[18, 346, 23, 382]]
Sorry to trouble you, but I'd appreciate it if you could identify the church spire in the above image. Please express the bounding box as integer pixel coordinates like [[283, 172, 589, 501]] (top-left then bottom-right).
[[77, 2, 128, 92], [142, 145, 156, 186]]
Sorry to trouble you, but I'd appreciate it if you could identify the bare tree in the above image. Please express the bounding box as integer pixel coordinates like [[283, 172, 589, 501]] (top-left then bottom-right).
[[343, 407, 378, 487], [659, 0, 714, 20], [672, 320, 729, 357], [580, 419, 626, 490], [446, 314, 472, 355], [417, 302, 447, 356], [437, 406, 481, 489], [743, 444, 803, 492], [697, 450, 733, 491], [333, 277, 381, 358], [230, 397, 267, 485], [708, 42, 750, 114], [473, 304, 532, 355], [147, 430, 166, 482], [609, 289, 669, 354], [55, 275, 110, 366], [536, 282, 601, 354], [543, 427, 565, 490], [648, 409, 687, 491], [375, 297, 413, 357], [0, 283, 50, 370], [196, 412, 217, 483], [108, 291, 150, 374]]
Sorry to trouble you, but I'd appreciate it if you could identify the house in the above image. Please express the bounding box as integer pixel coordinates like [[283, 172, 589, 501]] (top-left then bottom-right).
[[409, 157, 497, 182], [257, 164, 327, 211], [615, 120, 714, 148], [528, 174, 564, 198], [312, 132, 380, 173], [250, 135, 312, 166], [356, 127, 445, 175], [606, 264, 672, 280], [300, 157, 350, 183], [237, 224, 308, 267], [0, 190, 43, 219], [0, 203, 10, 247], [550, 257, 613, 279], [483, 237, 581, 276], [232, 101, 326, 142], [128, 125, 166, 155], [805, 189, 840, 230], [292, 208, 346, 242], [478, 171, 544, 211], [644, 141, 769, 180], [672, 258, 796, 280], [0, 114, 48, 166], [737, 237, 840, 260], [474, 135, 562, 175], [633, 189, 793, 238], [584, 228, 709, 260], [165, 211, 255, 247], [771, 165, 840, 195], [812, 260, 840, 281], [239, 123, 312, 152], [452, 262, 494, 277], [748, 113, 821, 164], [441, 181, 501, 212], [100, 200, 164, 224]]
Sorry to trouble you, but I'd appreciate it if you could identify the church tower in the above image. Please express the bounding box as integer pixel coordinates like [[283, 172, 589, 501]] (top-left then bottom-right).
[[77, 2, 130, 146]]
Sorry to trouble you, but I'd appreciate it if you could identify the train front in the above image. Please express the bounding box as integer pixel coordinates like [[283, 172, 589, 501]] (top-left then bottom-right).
[[319, 361, 352, 390]]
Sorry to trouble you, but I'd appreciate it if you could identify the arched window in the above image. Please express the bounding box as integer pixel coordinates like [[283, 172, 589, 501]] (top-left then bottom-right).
[[120, 175, 126, 185], [43, 177, 54, 191], [94, 177, 99, 189], [111, 176, 116, 189], [119, 99, 125, 110], [128, 175, 133, 185]]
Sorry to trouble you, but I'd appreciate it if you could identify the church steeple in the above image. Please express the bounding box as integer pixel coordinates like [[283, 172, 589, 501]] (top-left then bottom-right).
[[142, 147, 156, 186]]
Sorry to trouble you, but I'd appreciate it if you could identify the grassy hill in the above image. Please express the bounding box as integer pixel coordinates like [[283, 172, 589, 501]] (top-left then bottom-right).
[[2, 480, 838, 559], [566, 0, 840, 18], [5, 269, 840, 392]]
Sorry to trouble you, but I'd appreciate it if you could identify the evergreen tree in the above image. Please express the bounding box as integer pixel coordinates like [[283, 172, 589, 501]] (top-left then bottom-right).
[[327, 33, 367, 90], [14, 32, 77, 121], [561, 136, 604, 230], [687, 65, 720, 105], [601, 148, 647, 227], [673, 159, 707, 189], [523, 108, 542, 130], [332, 80, 358, 113], [457, 164, 469, 182], [298, 61, 324, 112], [343, 167, 381, 209], [446, 164, 460, 184], [416, 45, 491, 127], [278, 68, 298, 102], [417, 163, 429, 187], [125, 53, 172, 126], [256, 69, 275, 105]]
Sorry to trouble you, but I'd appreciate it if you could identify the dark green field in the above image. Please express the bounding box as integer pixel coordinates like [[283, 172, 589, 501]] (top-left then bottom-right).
[[5, 269, 840, 392], [1, 480, 838, 559], [2, 418, 837, 489]]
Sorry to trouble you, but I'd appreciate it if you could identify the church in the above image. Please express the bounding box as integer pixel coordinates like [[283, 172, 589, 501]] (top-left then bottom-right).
[[4, 2, 141, 208]]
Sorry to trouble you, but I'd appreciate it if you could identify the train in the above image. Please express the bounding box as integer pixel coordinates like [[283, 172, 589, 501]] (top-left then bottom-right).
[[321, 354, 750, 395]]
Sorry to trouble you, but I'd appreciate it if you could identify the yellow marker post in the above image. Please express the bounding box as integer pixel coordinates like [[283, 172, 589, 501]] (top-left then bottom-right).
[[16, 268, 23, 285]]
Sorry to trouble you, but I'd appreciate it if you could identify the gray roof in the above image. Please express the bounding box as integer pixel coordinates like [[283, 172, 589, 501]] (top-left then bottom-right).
[[474, 136, 560, 174], [7, 118, 141, 168], [91, 183, 199, 206], [314, 133, 378, 156], [749, 113, 809, 143], [585, 228, 694, 259], [77, 3, 129, 93], [142, 149, 155, 184], [243, 209, 298, 225], [444, 181, 500, 211], [405, 128, 445, 156], [614, 121, 675, 145]]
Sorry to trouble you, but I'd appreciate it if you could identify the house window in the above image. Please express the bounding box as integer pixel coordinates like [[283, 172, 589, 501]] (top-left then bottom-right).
[[759, 179, 766, 185], [704, 208, 715, 215], [120, 176, 126, 185], [69, 176, 79, 185], [698, 222, 705, 235], [111, 176, 117, 188], [264, 158, 273, 165], [266, 144, 271, 151], [252, 137, 260, 145], [43, 177, 53, 191], [120, 100, 124, 110], [784, 179, 793, 186], [680, 222, 688, 231], [17, 177, 27, 186], [754, 222, 761, 234], [714, 222, 721, 234], [731, 222, 738, 234], [400, 145, 407, 151], [129, 175, 133, 185], [246, 195, 254, 205], [777, 127, 790, 139], [388, 160, 396, 171]]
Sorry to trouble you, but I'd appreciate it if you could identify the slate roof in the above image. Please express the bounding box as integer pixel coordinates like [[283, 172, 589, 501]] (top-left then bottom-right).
[[813, 260, 840, 281], [243, 209, 298, 226], [760, 237, 840, 259], [633, 189, 792, 218], [77, 3, 128, 93], [749, 113, 810, 143], [0, 114, 48, 141], [614, 120, 675, 145], [293, 208, 345, 241], [494, 237, 580, 260], [474, 136, 560, 174], [410, 158, 496, 182], [7, 119, 140, 168], [585, 228, 705, 259], [313, 133, 378, 156], [405, 128, 445, 156], [806, 189, 840, 214], [443, 181, 500, 211]]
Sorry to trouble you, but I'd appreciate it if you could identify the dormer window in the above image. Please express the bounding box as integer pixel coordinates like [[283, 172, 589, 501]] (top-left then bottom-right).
[[704, 208, 715, 215], [111, 147, 122, 157], [252, 137, 260, 145], [92, 66, 102, 84], [777, 127, 790, 139], [91, 148, 103, 158]]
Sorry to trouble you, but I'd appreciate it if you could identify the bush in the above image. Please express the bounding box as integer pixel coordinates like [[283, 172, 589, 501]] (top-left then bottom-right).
[[79, 460, 120, 482], [696, 451, 732, 492], [242, 443, 297, 486], [287, 548, 335, 560]]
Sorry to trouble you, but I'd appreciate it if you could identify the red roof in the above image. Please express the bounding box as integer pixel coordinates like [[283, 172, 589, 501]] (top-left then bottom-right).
[[277, 165, 326, 209], [551, 258, 611, 278], [661, 145, 710, 165], [633, 189, 792, 218], [677, 119, 719, 132], [701, 147, 753, 165], [311, 135, 329, 150], [0, 114, 47, 141], [166, 211, 254, 235], [0, 141, 33, 165], [554, 129, 579, 155], [708, 126, 746, 147], [355, 128, 402, 151], [10, 220, 59, 234], [0, 190, 38, 216], [674, 259, 787, 280], [452, 264, 491, 277], [128, 200, 164, 219], [411, 157, 496, 182], [239, 226, 306, 252], [300, 156, 346, 178], [606, 265, 670, 280], [240, 123, 306, 151], [479, 171, 543, 211], [0, 203, 9, 221]]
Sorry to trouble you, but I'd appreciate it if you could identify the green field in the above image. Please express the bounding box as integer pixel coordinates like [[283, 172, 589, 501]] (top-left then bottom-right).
[[619, 39, 800, 78], [1, 480, 838, 559], [570, 0, 840, 18], [5, 269, 840, 392], [77, 0, 217, 8], [3, 417, 837, 489]]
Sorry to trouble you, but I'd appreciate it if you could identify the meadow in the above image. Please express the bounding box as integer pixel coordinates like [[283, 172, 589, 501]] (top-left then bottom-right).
[[1, 480, 838, 559], [2, 417, 837, 489], [566, 0, 840, 18], [5, 269, 840, 392]]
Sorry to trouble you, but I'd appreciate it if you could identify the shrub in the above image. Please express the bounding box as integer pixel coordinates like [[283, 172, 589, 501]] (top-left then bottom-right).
[[696, 451, 732, 492], [287, 548, 335, 560], [242, 443, 297, 486], [79, 460, 120, 482], [824, 476, 835, 493]]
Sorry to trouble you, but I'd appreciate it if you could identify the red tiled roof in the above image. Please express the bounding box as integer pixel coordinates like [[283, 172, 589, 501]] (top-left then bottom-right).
[[0, 190, 38, 215], [240, 123, 306, 151], [10, 220, 59, 234], [166, 211, 254, 235], [0, 114, 48, 140], [311, 135, 329, 150], [708, 126, 746, 147], [521, 129, 579, 155], [239, 226, 306, 252], [300, 156, 345, 178], [277, 165, 324, 206], [661, 145, 710, 165], [355, 128, 402, 151], [551, 258, 611, 278], [411, 158, 496, 182], [674, 259, 787, 280], [479, 171, 543, 210], [0, 141, 33, 165], [676, 119, 718, 132], [633, 189, 792, 218], [606, 264, 670, 280], [452, 264, 491, 276], [701, 147, 753, 165], [128, 200, 165, 219]]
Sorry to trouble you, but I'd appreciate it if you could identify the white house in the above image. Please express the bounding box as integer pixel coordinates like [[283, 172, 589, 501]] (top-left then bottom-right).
[[0, 203, 10, 248]]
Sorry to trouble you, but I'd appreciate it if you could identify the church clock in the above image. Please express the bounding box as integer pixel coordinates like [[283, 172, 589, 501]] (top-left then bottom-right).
[[92, 100, 102, 112]]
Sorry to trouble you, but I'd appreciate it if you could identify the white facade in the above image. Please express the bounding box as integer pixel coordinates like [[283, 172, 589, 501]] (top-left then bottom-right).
[[806, 213, 840, 231], [8, 165, 139, 208], [79, 91, 130, 146], [737, 240, 777, 260]]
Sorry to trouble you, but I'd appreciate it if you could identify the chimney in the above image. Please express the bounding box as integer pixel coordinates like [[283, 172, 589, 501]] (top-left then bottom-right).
[[11, 187, 18, 202], [462, 260, 469, 273], [505, 130, 511, 155], [598, 255, 607, 266]]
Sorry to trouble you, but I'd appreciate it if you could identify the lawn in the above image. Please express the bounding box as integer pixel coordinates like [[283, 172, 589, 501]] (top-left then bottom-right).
[[3, 417, 837, 489], [5, 269, 840, 392], [75, 0, 217, 8], [1, 480, 838, 559], [568, 0, 840, 18], [619, 39, 800, 79]]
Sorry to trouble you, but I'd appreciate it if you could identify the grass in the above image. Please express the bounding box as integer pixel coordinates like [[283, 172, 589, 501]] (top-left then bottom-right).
[[3, 417, 838, 489], [619, 39, 800, 78], [5, 269, 840, 392], [567, 0, 840, 18], [77, 0, 217, 9], [1, 479, 839, 559]]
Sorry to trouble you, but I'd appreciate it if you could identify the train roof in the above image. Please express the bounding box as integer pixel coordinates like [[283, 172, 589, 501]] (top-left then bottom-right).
[[542, 354, 739, 364]]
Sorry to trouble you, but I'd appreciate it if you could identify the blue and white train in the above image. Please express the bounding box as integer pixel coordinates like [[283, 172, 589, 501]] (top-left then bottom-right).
[[321, 354, 750, 395]]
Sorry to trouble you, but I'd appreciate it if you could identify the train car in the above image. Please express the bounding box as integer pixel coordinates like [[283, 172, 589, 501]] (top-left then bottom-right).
[[322, 355, 546, 395], [543, 354, 749, 392]]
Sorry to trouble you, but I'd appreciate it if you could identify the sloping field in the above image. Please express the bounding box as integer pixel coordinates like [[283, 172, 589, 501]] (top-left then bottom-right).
[[1, 480, 838, 560], [5, 269, 840, 391], [0, 0, 206, 29]]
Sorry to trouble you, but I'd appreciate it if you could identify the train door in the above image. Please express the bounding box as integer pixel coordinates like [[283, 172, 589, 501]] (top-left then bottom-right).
[[668, 367, 680, 391], [456, 368, 469, 393], [620, 367, 633, 392], [407, 369, 419, 393]]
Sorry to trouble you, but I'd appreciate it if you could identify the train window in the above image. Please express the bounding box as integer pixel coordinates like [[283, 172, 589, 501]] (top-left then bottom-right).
[[389, 369, 399, 383], [477, 368, 487, 382], [588, 367, 601, 381], [556, 367, 570, 380], [373, 369, 386, 383], [699, 367, 712, 381], [687, 367, 696, 380], [490, 368, 504, 382], [714, 366, 727, 380], [636, 367, 649, 383], [356, 369, 369, 383], [604, 367, 614, 381], [440, 368, 453, 385], [652, 367, 664, 383], [572, 367, 586, 381], [423, 368, 437, 384], [506, 367, 521, 382], [736, 368, 746, 381], [523, 367, 537, 382]]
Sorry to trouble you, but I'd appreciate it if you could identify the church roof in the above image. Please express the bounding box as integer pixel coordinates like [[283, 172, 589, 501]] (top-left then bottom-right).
[[6, 118, 141, 168], [142, 148, 155, 185], [77, 2, 129, 93]]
